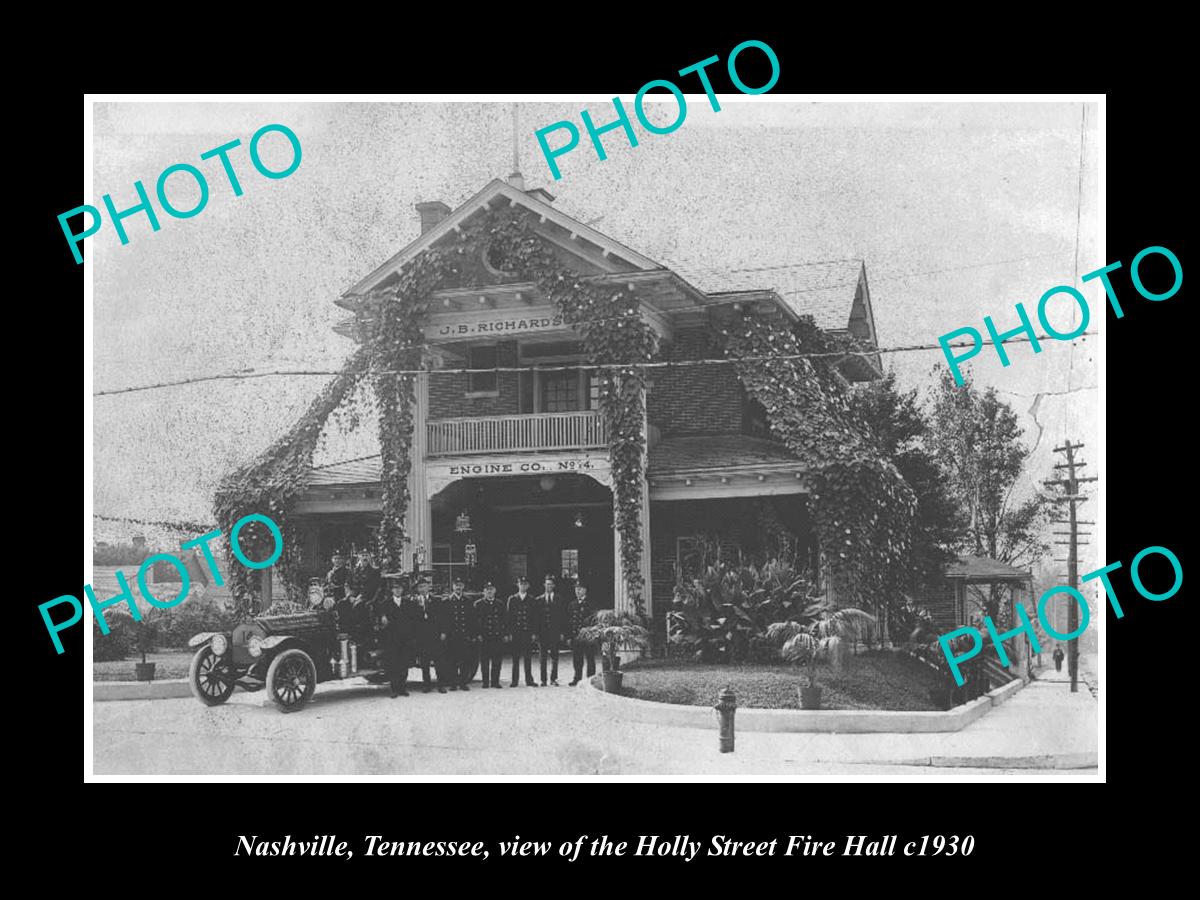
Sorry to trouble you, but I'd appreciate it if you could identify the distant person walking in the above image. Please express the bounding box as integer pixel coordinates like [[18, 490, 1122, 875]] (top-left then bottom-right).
[[1053, 646, 1065, 672]]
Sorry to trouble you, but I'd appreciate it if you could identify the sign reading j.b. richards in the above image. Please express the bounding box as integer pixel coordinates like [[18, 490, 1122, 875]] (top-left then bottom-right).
[[425, 313, 566, 340]]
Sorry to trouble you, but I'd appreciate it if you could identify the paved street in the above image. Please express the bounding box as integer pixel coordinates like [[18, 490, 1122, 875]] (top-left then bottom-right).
[[93, 661, 1097, 777]]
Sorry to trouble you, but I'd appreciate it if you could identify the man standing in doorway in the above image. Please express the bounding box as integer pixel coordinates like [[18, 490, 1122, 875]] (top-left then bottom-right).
[[441, 576, 477, 691], [506, 576, 538, 687], [537, 574, 568, 686], [567, 581, 596, 686], [475, 581, 506, 689]]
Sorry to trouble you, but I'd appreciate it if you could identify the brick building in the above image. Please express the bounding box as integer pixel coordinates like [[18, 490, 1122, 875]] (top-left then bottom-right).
[[284, 175, 882, 619]]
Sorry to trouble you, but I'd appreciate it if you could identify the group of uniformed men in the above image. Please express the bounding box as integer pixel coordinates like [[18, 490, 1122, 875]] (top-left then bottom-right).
[[320, 551, 597, 698]]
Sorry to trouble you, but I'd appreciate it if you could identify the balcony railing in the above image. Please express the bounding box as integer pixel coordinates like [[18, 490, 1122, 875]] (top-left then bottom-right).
[[427, 411, 608, 456]]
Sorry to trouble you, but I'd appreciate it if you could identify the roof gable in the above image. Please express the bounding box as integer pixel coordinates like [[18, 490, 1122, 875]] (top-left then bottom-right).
[[344, 179, 663, 299], [665, 259, 867, 333]]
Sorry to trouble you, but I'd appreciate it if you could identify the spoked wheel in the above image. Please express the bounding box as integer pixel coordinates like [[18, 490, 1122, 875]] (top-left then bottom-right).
[[189, 647, 236, 707], [265, 649, 317, 713]]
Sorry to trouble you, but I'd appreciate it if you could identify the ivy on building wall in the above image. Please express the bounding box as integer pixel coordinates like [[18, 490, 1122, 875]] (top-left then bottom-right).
[[480, 208, 657, 617], [212, 346, 370, 611], [212, 203, 657, 618], [722, 314, 916, 623]]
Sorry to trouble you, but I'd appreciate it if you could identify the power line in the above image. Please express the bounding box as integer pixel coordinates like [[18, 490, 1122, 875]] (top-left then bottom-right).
[[94, 513, 215, 534], [778, 251, 1068, 297], [93, 331, 1096, 397], [997, 384, 1098, 399]]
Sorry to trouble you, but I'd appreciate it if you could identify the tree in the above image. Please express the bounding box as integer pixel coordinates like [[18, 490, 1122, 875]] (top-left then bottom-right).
[[927, 369, 1051, 620], [849, 372, 966, 601]]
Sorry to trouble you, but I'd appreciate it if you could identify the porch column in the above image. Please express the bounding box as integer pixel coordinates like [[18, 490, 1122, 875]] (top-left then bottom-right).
[[613, 393, 653, 619], [404, 371, 432, 570]]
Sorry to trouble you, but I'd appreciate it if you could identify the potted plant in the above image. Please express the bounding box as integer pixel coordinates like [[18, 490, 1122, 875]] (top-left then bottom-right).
[[767, 597, 876, 710], [133, 617, 159, 682], [578, 610, 650, 693]]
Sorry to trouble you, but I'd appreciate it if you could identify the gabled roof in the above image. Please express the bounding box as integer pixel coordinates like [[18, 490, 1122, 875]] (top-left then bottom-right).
[[666, 259, 868, 333], [945, 556, 1033, 583], [343, 179, 663, 299], [338, 179, 878, 352]]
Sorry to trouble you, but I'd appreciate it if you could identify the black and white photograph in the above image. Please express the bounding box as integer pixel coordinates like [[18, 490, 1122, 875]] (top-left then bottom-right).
[[84, 96, 1103, 780]]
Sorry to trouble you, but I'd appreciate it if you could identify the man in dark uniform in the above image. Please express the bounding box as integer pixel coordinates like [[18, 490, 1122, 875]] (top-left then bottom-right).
[[567, 581, 597, 686], [536, 574, 568, 686], [439, 576, 477, 691], [474, 581, 506, 689], [326, 552, 350, 603], [506, 576, 538, 687], [349, 550, 384, 608], [414, 576, 448, 694], [378, 573, 420, 698]]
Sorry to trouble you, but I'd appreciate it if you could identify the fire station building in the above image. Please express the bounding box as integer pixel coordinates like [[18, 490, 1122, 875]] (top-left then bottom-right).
[[289, 176, 882, 619]]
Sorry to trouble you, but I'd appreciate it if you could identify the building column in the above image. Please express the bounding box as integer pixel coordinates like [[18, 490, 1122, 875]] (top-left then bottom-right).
[[404, 371, 432, 571], [638, 475, 652, 617], [613, 391, 653, 619]]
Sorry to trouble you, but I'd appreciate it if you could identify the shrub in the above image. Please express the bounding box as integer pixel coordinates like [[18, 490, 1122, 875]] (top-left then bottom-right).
[[747, 634, 781, 664], [908, 635, 987, 705], [146, 603, 240, 648], [891, 595, 936, 644], [668, 559, 818, 663], [93, 614, 136, 661]]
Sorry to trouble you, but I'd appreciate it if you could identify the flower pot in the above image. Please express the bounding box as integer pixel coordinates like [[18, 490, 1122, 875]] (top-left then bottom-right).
[[799, 686, 822, 709], [134, 662, 156, 682], [602, 671, 623, 693]]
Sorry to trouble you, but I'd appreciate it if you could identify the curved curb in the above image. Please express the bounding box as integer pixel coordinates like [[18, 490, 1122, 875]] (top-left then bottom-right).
[[583, 674, 1024, 734], [94, 679, 193, 701]]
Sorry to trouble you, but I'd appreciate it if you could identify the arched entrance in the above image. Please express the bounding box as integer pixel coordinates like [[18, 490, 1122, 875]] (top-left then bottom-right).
[[430, 472, 615, 606]]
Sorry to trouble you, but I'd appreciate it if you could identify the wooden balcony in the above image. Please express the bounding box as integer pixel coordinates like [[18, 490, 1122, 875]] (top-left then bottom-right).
[[427, 411, 608, 456]]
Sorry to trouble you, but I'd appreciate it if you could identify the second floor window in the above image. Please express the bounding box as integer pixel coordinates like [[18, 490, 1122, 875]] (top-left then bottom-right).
[[467, 345, 498, 395], [543, 369, 580, 412], [520, 367, 597, 413]]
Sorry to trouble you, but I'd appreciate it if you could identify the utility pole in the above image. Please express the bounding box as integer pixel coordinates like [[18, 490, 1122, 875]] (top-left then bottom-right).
[[1044, 440, 1098, 693]]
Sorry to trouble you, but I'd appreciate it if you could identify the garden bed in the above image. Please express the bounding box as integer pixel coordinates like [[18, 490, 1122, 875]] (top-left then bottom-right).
[[93, 650, 194, 682], [613, 651, 943, 711]]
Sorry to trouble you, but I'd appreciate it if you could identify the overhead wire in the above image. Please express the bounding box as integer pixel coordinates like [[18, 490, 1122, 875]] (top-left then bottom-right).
[[94, 332, 1097, 397]]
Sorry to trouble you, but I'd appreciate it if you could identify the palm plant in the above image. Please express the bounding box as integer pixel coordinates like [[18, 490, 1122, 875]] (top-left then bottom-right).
[[578, 610, 650, 672], [767, 597, 877, 689]]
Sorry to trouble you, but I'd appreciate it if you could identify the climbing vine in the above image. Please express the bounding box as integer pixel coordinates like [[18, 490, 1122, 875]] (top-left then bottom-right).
[[483, 209, 656, 617], [213, 204, 657, 618], [723, 314, 916, 621], [213, 346, 369, 612]]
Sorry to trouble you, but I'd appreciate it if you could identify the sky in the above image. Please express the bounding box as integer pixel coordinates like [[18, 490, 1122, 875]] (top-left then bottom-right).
[[91, 99, 1101, 576]]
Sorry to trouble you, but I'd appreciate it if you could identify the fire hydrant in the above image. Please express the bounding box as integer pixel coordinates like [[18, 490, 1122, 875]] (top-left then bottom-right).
[[715, 686, 737, 753]]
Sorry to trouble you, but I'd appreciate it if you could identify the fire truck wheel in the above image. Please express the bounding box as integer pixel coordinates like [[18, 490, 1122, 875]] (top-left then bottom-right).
[[266, 649, 317, 713]]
